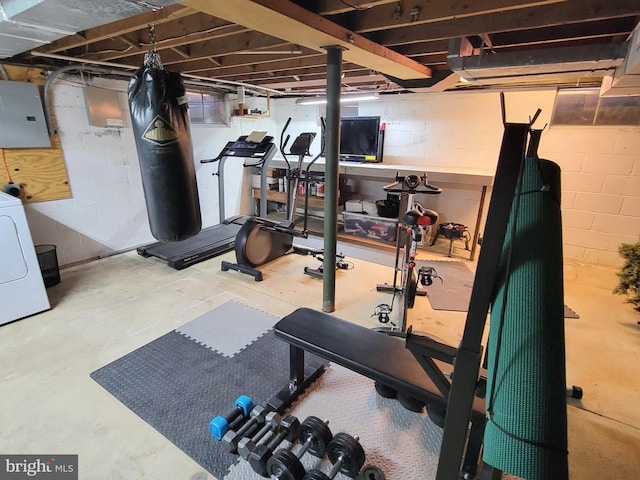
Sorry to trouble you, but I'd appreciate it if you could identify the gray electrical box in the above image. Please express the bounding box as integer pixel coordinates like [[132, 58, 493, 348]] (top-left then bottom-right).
[[0, 80, 51, 148]]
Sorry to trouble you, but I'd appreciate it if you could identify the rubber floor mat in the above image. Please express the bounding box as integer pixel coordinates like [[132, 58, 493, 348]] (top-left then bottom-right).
[[91, 301, 324, 479], [417, 260, 579, 318]]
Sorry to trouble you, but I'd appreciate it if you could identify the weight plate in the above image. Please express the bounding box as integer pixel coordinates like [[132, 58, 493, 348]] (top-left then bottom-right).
[[359, 465, 386, 480], [267, 449, 305, 480], [374, 381, 397, 399], [426, 404, 446, 428], [397, 391, 425, 413], [303, 470, 330, 480], [327, 432, 366, 477], [299, 416, 333, 457]]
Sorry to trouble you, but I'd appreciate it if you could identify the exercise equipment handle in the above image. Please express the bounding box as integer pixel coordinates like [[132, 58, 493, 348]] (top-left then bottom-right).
[[383, 182, 443, 195], [200, 154, 223, 164]]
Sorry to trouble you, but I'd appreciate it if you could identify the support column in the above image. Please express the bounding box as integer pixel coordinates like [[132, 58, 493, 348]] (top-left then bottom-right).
[[321, 45, 344, 313]]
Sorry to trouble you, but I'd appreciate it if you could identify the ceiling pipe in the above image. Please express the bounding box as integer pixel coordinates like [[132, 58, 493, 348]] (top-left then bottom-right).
[[43, 64, 132, 136], [0, 64, 8, 80], [31, 50, 301, 97]]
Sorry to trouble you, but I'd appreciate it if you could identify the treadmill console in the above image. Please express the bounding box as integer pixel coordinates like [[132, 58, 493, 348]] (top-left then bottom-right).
[[202, 133, 276, 164], [227, 135, 275, 157]]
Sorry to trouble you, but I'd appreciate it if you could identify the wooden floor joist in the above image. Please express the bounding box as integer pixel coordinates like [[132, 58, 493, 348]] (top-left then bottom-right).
[[184, 0, 432, 80]]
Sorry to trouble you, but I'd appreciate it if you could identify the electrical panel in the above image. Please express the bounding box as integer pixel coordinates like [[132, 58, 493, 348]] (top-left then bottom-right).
[[0, 80, 51, 148]]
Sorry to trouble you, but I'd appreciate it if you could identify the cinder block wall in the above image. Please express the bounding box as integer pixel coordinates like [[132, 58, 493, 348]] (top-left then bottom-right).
[[350, 90, 640, 267], [24, 81, 639, 268]]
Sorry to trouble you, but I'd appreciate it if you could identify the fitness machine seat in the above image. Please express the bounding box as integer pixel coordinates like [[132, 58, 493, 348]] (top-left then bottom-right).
[[273, 308, 487, 478]]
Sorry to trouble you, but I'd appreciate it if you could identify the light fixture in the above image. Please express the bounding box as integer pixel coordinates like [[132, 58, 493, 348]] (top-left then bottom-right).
[[296, 92, 379, 105]]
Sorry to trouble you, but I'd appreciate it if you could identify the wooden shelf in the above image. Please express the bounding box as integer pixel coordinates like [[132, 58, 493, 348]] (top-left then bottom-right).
[[252, 188, 325, 209]]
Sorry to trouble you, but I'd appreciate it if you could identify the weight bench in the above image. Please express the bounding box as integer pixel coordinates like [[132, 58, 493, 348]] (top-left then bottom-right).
[[272, 307, 487, 479]]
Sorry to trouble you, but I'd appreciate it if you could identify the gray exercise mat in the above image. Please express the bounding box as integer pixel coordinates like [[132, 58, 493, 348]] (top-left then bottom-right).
[[90, 301, 325, 479], [419, 260, 476, 312], [419, 260, 579, 318], [176, 301, 280, 357]]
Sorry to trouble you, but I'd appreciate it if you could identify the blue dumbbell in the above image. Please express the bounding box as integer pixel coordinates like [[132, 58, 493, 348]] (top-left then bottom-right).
[[210, 394, 254, 440]]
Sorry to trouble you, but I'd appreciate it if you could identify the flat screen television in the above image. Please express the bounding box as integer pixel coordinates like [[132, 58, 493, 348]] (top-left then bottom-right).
[[339, 116, 383, 163]]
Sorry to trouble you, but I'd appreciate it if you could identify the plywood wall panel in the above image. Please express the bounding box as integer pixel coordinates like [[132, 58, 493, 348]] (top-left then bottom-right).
[[1, 65, 71, 202]]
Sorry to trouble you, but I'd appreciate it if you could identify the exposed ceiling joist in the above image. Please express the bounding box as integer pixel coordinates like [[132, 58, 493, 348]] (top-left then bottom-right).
[[184, 0, 432, 79], [43, 4, 194, 53], [341, 0, 568, 34], [378, 0, 640, 45], [3, 0, 638, 96], [316, 0, 397, 16]]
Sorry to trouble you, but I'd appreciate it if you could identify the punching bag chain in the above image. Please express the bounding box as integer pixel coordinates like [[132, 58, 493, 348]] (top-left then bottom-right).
[[144, 23, 164, 70]]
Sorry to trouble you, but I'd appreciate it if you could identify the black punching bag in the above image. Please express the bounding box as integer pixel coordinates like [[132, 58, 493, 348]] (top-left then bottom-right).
[[128, 62, 201, 242]]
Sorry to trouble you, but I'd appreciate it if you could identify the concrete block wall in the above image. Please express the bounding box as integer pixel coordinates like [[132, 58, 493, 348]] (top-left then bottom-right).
[[24, 78, 639, 268], [25, 76, 278, 266], [541, 127, 640, 265], [349, 90, 639, 267]]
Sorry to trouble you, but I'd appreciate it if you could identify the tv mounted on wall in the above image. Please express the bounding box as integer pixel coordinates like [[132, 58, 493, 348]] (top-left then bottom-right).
[[339, 116, 384, 163]]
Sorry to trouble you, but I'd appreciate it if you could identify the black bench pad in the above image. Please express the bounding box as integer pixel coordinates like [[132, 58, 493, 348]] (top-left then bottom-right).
[[274, 307, 485, 419]]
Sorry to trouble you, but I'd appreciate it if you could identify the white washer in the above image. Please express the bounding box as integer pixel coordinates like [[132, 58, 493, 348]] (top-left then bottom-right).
[[0, 191, 50, 325]]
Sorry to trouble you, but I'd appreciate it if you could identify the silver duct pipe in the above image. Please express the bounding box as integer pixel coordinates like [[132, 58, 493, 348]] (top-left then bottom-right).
[[42, 64, 254, 137], [0, 64, 8, 80], [31, 50, 293, 97]]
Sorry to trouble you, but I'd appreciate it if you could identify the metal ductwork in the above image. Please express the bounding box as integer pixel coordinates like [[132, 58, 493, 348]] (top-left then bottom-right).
[[600, 22, 640, 96], [0, 0, 182, 59], [447, 37, 628, 89]]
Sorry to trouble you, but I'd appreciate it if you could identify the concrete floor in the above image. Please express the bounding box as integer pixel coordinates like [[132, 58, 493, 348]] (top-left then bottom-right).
[[0, 239, 639, 479]]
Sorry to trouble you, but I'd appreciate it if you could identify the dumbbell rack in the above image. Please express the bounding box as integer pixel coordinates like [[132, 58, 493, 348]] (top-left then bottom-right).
[[209, 400, 385, 480]]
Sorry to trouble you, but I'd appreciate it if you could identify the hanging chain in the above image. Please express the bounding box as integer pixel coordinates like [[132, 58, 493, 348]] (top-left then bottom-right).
[[144, 23, 164, 69]]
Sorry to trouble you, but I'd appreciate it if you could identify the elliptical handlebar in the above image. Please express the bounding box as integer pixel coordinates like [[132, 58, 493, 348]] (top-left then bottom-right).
[[280, 117, 293, 169]]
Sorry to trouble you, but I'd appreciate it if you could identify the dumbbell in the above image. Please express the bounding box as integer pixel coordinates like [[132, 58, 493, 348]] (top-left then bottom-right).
[[238, 411, 281, 460], [209, 394, 254, 441], [222, 404, 268, 454], [357, 465, 386, 480], [266, 416, 333, 480], [303, 432, 366, 480], [249, 414, 300, 477]]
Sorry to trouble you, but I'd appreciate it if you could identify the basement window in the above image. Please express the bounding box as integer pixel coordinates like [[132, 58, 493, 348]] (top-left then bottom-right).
[[187, 90, 227, 125], [551, 88, 640, 126]]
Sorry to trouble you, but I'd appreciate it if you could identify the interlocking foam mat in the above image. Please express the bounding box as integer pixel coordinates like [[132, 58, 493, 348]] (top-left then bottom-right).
[[91, 301, 325, 478]]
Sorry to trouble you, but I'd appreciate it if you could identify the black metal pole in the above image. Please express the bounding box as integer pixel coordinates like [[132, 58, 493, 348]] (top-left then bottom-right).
[[321, 45, 343, 313], [436, 123, 529, 479]]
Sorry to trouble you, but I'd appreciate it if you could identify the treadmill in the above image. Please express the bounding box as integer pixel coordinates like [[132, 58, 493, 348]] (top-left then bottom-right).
[[137, 133, 278, 270]]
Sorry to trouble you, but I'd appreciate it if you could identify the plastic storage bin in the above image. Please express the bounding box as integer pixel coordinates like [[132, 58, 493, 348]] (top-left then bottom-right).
[[342, 211, 397, 243], [35, 244, 61, 288]]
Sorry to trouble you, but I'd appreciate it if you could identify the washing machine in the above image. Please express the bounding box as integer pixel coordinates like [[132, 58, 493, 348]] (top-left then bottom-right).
[[0, 191, 50, 325]]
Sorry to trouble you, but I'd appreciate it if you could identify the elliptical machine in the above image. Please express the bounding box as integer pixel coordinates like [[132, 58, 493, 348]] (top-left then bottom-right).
[[221, 119, 321, 281]]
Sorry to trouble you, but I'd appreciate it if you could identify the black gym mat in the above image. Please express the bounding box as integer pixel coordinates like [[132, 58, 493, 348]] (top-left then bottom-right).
[[418, 260, 579, 318], [90, 326, 324, 479]]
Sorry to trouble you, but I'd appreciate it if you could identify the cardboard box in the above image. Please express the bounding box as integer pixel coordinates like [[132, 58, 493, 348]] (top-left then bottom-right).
[[251, 174, 279, 189], [344, 199, 378, 215], [342, 211, 397, 243]]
